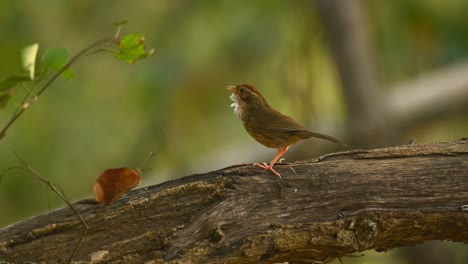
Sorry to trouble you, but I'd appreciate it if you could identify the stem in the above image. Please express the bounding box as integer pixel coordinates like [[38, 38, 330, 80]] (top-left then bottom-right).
[[0, 36, 120, 141], [137, 151, 156, 169], [13, 154, 89, 264]]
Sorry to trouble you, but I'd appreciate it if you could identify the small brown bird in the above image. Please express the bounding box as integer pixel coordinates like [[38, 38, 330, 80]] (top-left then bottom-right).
[[228, 83, 345, 178]]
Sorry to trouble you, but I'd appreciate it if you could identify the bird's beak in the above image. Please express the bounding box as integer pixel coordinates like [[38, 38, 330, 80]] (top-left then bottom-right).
[[226, 85, 236, 93]]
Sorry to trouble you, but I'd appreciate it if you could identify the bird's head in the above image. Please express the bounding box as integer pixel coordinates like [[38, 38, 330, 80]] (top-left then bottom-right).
[[227, 84, 270, 117]]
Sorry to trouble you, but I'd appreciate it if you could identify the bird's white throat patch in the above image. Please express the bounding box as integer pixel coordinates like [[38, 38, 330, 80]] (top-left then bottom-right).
[[229, 93, 241, 117]]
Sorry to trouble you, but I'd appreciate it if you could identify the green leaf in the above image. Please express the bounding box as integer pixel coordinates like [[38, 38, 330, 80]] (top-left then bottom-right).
[[42, 48, 69, 71], [0, 76, 30, 108], [42, 48, 73, 79], [0, 76, 30, 91], [114, 34, 154, 64], [61, 69, 75, 80], [21, 43, 39, 80]]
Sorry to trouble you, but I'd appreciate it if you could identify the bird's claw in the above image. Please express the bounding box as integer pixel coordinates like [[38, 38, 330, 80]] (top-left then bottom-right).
[[253, 162, 281, 178], [253, 162, 266, 169]]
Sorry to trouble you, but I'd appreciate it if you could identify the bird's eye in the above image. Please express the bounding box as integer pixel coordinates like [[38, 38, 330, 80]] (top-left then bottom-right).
[[239, 87, 245, 93]]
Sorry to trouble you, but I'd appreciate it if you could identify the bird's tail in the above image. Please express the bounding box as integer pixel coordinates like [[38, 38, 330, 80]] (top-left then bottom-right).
[[308, 131, 347, 147]]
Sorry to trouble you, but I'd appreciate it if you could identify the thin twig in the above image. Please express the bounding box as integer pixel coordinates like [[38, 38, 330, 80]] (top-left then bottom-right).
[[137, 151, 156, 169], [114, 24, 123, 39], [0, 36, 119, 140], [1, 154, 90, 264], [13, 82, 36, 117], [36, 37, 116, 98]]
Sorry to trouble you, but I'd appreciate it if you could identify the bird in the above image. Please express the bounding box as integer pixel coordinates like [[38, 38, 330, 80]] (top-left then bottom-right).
[[227, 83, 346, 178]]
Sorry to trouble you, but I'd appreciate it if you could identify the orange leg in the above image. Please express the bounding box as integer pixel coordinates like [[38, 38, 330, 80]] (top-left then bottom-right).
[[254, 146, 289, 178]]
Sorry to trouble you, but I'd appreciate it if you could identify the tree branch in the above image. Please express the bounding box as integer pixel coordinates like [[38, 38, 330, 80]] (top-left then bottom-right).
[[314, 0, 396, 148], [1, 139, 467, 263], [0, 37, 118, 141], [313, 0, 468, 149], [387, 60, 468, 128]]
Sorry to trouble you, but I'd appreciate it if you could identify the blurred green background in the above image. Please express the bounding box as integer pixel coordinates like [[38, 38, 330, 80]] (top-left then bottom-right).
[[0, 1, 467, 263]]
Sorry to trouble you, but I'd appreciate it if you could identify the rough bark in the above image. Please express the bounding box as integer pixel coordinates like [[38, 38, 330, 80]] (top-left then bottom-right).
[[1, 139, 467, 263]]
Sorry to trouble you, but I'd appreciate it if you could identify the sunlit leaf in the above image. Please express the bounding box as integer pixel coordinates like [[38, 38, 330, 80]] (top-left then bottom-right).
[[120, 33, 142, 48], [93, 167, 142, 205], [21, 43, 39, 80], [114, 34, 154, 64]]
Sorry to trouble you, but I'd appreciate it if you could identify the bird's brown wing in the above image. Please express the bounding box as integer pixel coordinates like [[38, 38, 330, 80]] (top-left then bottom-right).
[[257, 108, 345, 146], [258, 108, 310, 133]]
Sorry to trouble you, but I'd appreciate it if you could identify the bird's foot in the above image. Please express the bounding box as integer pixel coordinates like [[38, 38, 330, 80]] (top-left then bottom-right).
[[253, 162, 281, 178]]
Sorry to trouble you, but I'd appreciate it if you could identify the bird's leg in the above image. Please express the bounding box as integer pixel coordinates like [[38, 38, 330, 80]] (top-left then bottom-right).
[[254, 146, 289, 178]]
